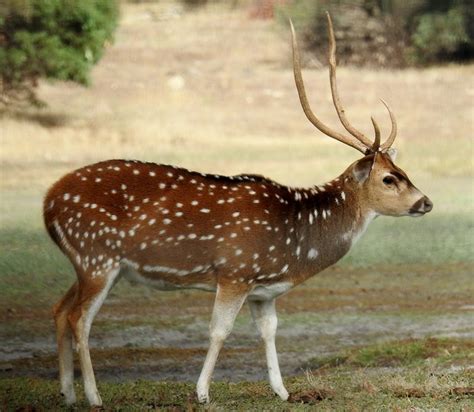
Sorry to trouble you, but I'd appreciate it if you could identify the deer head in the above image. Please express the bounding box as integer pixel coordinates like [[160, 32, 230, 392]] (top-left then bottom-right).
[[291, 13, 433, 218]]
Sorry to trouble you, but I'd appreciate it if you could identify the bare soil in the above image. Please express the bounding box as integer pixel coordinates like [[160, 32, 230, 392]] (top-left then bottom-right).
[[1, 265, 472, 384]]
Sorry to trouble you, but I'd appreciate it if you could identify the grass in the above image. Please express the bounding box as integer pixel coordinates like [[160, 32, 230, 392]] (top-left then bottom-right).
[[1, 338, 473, 410], [306, 337, 474, 369], [0, 1, 473, 410]]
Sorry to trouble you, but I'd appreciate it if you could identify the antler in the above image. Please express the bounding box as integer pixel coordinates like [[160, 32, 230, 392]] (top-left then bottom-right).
[[326, 13, 374, 149], [371, 117, 381, 152], [290, 12, 398, 154], [290, 19, 368, 154], [379, 98, 397, 151]]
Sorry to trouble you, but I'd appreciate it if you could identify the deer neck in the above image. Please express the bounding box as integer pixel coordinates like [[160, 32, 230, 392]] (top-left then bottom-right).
[[287, 174, 376, 285]]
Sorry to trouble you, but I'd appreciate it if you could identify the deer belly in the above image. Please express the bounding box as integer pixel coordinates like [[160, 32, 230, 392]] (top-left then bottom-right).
[[248, 281, 293, 300], [120, 259, 217, 292]]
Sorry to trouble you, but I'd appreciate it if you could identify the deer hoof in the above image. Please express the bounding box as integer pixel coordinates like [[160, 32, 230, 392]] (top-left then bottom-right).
[[275, 387, 289, 401], [61, 389, 77, 405], [197, 391, 209, 404]]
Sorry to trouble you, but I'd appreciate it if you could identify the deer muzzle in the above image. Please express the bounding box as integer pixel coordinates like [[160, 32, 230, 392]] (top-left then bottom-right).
[[409, 196, 433, 216]]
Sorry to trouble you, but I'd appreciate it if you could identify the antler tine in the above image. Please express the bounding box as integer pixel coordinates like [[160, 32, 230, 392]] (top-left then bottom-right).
[[290, 19, 367, 154], [379, 98, 398, 151], [326, 12, 374, 149], [371, 116, 381, 152]]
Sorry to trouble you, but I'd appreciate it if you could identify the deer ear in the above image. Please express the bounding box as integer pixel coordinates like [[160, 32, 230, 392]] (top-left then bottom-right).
[[353, 155, 375, 183], [386, 148, 398, 162]]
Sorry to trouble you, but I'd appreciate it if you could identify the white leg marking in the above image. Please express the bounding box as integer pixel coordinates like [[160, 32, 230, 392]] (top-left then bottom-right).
[[61, 352, 76, 404], [57, 312, 76, 404], [196, 286, 247, 403], [248, 299, 289, 401]]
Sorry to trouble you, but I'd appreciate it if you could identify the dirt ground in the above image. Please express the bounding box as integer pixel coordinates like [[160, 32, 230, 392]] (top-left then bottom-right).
[[1, 264, 473, 385]]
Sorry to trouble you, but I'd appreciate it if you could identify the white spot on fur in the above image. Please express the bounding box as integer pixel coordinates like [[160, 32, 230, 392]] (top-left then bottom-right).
[[307, 248, 318, 260]]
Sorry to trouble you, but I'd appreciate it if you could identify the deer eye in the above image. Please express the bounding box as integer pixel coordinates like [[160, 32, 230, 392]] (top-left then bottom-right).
[[383, 176, 395, 185]]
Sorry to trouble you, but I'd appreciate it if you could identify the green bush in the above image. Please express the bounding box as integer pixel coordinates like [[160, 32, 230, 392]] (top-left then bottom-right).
[[0, 0, 119, 108], [274, 0, 321, 32], [411, 6, 472, 63], [180, 0, 209, 7], [276, 0, 473, 67]]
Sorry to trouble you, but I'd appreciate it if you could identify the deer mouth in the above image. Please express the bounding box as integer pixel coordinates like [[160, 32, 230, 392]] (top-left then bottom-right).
[[408, 210, 426, 217]]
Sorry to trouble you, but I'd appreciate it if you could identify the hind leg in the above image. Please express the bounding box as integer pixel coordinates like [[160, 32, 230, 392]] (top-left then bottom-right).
[[53, 282, 78, 405], [68, 267, 120, 406], [248, 298, 288, 400]]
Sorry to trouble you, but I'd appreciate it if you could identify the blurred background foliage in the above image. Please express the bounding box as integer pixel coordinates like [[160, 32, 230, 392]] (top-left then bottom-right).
[[0, 0, 119, 108], [0, 0, 472, 109], [276, 0, 473, 67], [183, 0, 473, 66]]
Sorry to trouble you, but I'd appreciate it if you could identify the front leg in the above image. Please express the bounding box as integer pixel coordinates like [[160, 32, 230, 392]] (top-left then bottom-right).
[[196, 285, 247, 403], [248, 298, 289, 400]]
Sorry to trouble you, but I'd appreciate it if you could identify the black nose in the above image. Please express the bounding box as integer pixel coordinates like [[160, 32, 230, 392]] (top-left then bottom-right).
[[422, 196, 433, 213], [410, 196, 433, 215]]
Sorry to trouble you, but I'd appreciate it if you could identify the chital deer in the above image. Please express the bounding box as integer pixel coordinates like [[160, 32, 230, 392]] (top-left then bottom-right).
[[44, 13, 432, 406]]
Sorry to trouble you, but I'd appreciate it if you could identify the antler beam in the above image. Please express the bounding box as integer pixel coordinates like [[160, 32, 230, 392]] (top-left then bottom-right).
[[326, 12, 374, 149], [291, 12, 398, 154], [290, 19, 368, 154], [380, 98, 398, 151]]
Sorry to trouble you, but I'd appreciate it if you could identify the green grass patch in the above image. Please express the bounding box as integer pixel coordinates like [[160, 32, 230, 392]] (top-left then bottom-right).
[[1, 365, 473, 411], [306, 337, 474, 369]]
